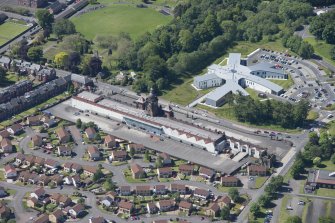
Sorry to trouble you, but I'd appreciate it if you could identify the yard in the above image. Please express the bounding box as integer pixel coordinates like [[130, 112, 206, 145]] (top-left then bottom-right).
[[253, 176, 268, 189], [269, 75, 294, 90], [0, 21, 29, 46], [71, 4, 172, 40]]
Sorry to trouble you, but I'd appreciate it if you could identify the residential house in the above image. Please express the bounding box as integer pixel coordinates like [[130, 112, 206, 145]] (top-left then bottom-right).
[[0, 130, 10, 141], [179, 201, 192, 214], [71, 163, 83, 174], [159, 153, 172, 165], [24, 155, 36, 166], [33, 213, 49, 223], [131, 164, 145, 179], [63, 162, 73, 173], [153, 185, 166, 195], [38, 175, 50, 187], [206, 203, 220, 217], [55, 127, 70, 143], [15, 153, 25, 165], [71, 175, 81, 188], [27, 197, 40, 208], [157, 199, 175, 212], [0, 138, 13, 153], [199, 167, 215, 180], [48, 1, 66, 14], [248, 164, 267, 176], [104, 135, 117, 148], [31, 187, 45, 200], [87, 146, 100, 160], [32, 135, 43, 147], [216, 195, 231, 209], [34, 157, 45, 167], [85, 127, 96, 140], [221, 176, 240, 187], [170, 184, 186, 194], [193, 188, 210, 200], [28, 173, 39, 184], [17, 0, 46, 8], [51, 175, 63, 186], [157, 167, 173, 178], [69, 204, 85, 218], [49, 209, 65, 223], [4, 164, 17, 179], [179, 164, 194, 176], [57, 146, 72, 156], [152, 220, 169, 223], [135, 185, 151, 196], [26, 115, 41, 126], [18, 171, 31, 183], [110, 150, 127, 161], [89, 217, 106, 223], [101, 196, 114, 207], [6, 124, 23, 135], [118, 200, 133, 215], [119, 186, 131, 196], [127, 143, 145, 154], [83, 166, 97, 177], [146, 202, 158, 214], [45, 159, 60, 169], [0, 203, 11, 220]]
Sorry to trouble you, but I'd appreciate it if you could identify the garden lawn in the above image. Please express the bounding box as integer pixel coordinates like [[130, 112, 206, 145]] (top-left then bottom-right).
[[0, 22, 28, 45], [316, 188, 335, 197], [254, 176, 268, 189], [269, 75, 294, 90], [305, 37, 335, 67], [71, 4, 172, 40]]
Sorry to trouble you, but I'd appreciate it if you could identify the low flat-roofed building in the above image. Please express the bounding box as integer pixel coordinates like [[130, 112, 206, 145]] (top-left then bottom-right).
[[306, 169, 335, 190]]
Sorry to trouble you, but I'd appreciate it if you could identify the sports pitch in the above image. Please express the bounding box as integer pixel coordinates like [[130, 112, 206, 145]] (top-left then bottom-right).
[[0, 22, 29, 46], [71, 4, 173, 40]]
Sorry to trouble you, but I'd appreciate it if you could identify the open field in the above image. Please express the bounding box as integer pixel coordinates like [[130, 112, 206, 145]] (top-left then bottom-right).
[[98, 0, 179, 7], [316, 188, 335, 197], [71, 4, 172, 40], [305, 37, 335, 67], [0, 21, 28, 45]]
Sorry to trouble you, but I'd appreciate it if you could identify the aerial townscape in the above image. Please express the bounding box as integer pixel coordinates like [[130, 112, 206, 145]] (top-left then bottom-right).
[[0, 0, 335, 223]]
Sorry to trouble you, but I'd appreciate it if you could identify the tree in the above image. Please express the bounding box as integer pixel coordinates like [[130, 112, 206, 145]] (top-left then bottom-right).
[[330, 46, 335, 61], [129, 147, 135, 157], [0, 67, 6, 82], [220, 206, 230, 220], [35, 9, 54, 29], [285, 216, 302, 223], [144, 150, 151, 162], [331, 153, 335, 164], [82, 56, 102, 77], [298, 42, 314, 59], [103, 178, 115, 191], [77, 197, 85, 204], [155, 156, 163, 168], [53, 19, 76, 38], [313, 157, 321, 167], [0, 13, 8, 24], [228, 188, 239, 202], [322, 25, 335, 44], [54, 52, 69, 68], [68, 51, 81, 72], [94, 133, 101, 142], [76, 119, 82, 128], [27, 46, 43, 62], [250, 202, 260, 218], [258, 194, 271, 207], [93, 169, 104, 181]]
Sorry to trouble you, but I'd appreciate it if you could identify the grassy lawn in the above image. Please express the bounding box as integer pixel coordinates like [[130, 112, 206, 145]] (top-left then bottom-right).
[[71, 4, 172, 40], [245, 88, 260, 100], [0, 21, 28, 45], [305, 37, 335, 67], [313, 160, 335, 171], [316, 188, 335, 197], [216, 185, 240, 193], [307, 111, 319, 121], [269, 75, 294, 90], [253, 177, 268, 189], [6, 189, 16, 196], [278, 195, 291, 223], [161, 77, 211, 106]]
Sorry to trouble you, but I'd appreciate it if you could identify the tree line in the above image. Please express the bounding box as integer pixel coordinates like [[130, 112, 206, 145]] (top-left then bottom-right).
[[231, 94, 310, 129]]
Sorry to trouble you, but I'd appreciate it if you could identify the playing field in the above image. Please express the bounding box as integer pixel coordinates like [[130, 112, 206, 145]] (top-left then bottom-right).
[[0, 22, 28, 46], [71, 4, 173, 40]]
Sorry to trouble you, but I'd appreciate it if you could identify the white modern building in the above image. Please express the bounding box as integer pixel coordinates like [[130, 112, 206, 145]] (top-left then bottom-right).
[[193, 53, 286, 107]]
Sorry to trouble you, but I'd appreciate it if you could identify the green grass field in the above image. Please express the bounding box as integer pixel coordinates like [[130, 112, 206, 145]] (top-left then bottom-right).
[[305, 37, 335, 67], [71, 4, 172, 40], [0, 22, 28, 45], [269, 75, 294, 90], [316, 188, 335, 197]]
